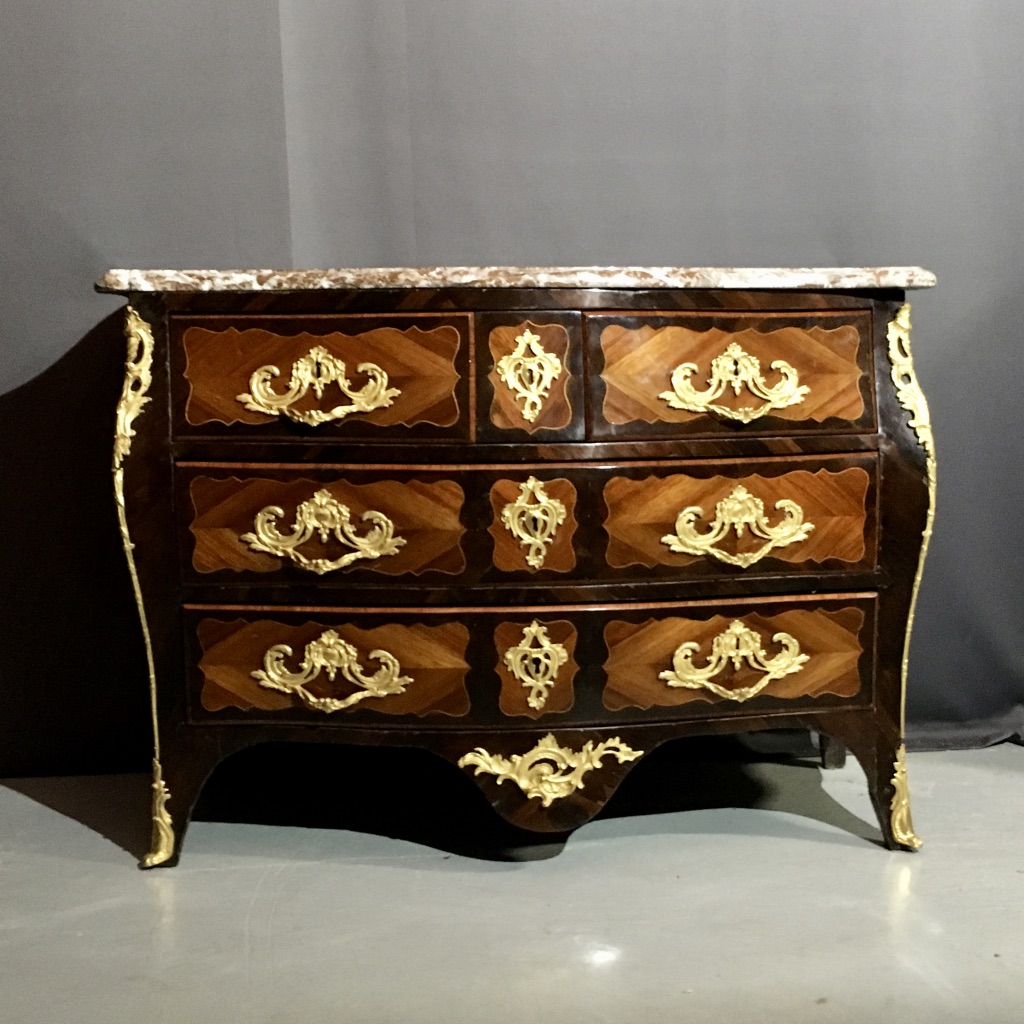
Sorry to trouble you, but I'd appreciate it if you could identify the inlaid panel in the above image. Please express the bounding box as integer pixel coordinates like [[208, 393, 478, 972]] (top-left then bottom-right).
[[603, 606, 867, 711], [487, 321, 573, 432], [476, 311, 584, 442], [189, 476, 466, 576], [604, 465, 873, 572], [590, 312, 873, 438], [175, 315, 466, 435], [195, 618, 471, 717], [489, 477, 578, 573], [495, 619, 579, 719]]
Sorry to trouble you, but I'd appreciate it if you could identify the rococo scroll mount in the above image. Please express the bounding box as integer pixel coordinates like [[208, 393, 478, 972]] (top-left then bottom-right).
[[495, 327, 563, 423], [661, 484, 814, 567], [660, 342, 809, 422], [237, 345, 400, 425], [240, 488, 405, 574], [500, 477, 567, 569], [458, 733, 642, 806], [659, 619, 809, 702], [503, 620, 569, 710], [252, 629, 413, 713], [885, 302, 932, 851]]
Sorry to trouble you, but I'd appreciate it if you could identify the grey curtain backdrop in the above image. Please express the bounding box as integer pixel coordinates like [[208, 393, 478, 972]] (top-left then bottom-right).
[[2, 0, 1021, 774]]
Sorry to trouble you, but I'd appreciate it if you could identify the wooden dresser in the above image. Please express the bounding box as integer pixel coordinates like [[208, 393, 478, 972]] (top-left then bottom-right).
[[97, 266, 937, 866]]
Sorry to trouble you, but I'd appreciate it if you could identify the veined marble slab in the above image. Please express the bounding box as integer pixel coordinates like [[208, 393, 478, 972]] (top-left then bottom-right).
[[97, 266, 936, 293]]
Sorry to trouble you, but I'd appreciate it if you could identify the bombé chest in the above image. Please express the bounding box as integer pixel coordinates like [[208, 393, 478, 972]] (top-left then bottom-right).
[[99, 266, 936, 866]]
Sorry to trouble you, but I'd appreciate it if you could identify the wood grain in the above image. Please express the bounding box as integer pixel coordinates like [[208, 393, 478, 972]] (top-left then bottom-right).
[[487, 321, 573, 432], [182, 324, 462, 427], [124, 286, 931, 863], [599, 321, 865, 427], [196, 618, 471, 716], [495, 619, 578, 719], [604, 467, 871, 569], [603, 607, 866, 710], [189, 476, 466, 575]]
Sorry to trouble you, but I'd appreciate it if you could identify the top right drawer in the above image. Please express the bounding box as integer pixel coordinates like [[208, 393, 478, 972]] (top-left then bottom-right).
[[587, 311, 875, 439]]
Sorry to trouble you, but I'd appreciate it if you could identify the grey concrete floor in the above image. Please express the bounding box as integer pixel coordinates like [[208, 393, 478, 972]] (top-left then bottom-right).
[[1, 744, 1022, 1023]]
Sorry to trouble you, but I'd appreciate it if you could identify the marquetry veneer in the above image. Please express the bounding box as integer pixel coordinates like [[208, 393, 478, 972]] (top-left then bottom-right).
[[99, 266, 936, 866]]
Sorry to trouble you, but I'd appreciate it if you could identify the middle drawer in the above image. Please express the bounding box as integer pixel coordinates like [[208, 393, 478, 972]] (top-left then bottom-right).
[[177, 455, 878, 587]]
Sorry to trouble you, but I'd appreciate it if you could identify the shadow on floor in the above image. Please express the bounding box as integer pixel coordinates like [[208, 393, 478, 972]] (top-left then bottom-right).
[[1, 733, 880, 864]]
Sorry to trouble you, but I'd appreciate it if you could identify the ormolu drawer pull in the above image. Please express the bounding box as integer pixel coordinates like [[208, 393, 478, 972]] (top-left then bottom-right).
[[458, 733, 642, 806], [659, 342, 809, 422], [236, 345, 400, 425], [240, 488, 405, 574], [661, 484, 814, 567], [659, 619, 808, 702], [252, 629, 413, 712]]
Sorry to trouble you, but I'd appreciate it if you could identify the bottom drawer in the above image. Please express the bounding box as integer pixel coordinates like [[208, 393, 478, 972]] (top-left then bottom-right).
[[184, 594, 876, 727]]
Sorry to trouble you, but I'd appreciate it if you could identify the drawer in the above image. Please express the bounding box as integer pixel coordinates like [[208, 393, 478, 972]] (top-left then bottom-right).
[[587, 311, 875, 439], [184, 594, 875, 726], [192, 616, 473, 720], [184, 471, 468, 579], [170, 314, 471, 440], [601, 602, 872, 713], [601, 457, 877, 576], [179, 455, 878, 586]]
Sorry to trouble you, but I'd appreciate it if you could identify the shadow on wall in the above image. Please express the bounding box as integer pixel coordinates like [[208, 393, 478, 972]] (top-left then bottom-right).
[[0, 312, 151, 776]]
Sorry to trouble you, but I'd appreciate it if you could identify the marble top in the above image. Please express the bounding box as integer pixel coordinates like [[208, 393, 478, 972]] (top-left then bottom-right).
[[97, 266, 936, 294]]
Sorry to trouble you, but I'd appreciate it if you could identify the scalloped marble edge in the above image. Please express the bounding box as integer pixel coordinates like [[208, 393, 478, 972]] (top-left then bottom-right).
[[96, 266, 936, 294]]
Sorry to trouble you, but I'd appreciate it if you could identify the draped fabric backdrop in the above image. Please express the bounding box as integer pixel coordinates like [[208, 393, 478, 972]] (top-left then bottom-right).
[[1, 0, 1021, 774]]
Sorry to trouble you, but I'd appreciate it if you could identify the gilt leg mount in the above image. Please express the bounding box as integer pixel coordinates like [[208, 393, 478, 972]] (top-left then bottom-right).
[[889, 745, 922, 851]]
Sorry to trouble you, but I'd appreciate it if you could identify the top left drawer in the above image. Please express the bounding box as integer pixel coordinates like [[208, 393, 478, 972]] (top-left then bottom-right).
[[170, 314, 472, 441]]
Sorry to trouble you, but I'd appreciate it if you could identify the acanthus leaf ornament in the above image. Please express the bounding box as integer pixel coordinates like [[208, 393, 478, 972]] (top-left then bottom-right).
[[504, 621, 569, 710], [240, 488, 406, 574], [495, 327, 563, 423], [890, 744, 923, 850], [237, 345, 400, 425], [114, 306, 155, 470], [886, 302, 933, 851], [113, 307, 173, 867], [458, 733, 642, 806], [661, 484, 814, 567], [659, 342, 810, 422], [142, 759, 175, 868], [887, 304, 934, 460], [500, 477, 566, 569], [659, 619, 809, 702], [252, 630, 413, 713]]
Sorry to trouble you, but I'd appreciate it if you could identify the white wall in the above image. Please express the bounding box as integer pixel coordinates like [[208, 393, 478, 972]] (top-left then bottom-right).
[[0, 0, 292, 392]]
